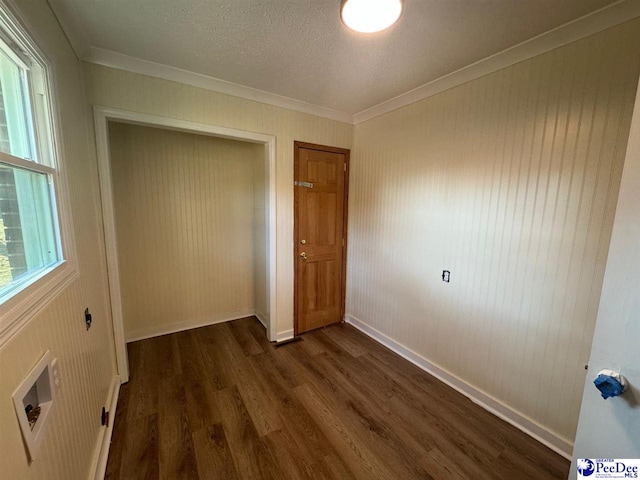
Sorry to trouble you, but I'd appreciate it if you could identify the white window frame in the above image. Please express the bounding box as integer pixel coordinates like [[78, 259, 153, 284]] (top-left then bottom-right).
[[0, 2, 77, 347]]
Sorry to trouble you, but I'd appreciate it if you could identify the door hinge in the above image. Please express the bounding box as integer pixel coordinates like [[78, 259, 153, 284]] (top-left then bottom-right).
[[344, 163, 347, 172], [294, 180, 313, 188]]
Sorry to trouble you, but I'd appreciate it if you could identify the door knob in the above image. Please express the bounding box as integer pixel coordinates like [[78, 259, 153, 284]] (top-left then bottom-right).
[[300, 239, 307, 245], [299, 252, 307, 260]]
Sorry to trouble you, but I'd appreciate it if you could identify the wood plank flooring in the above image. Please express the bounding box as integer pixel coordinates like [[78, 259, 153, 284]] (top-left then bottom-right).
[[105, 317, 570, 479]]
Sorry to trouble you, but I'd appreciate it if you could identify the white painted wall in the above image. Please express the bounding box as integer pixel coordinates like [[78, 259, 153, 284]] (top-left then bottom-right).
[[347, 19, 640, 453], [109, 122, 266, 341], [570, 67, 640, 478]]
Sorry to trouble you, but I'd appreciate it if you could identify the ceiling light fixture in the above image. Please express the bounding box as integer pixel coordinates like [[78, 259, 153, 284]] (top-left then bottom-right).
[[340, 0, 403, 34]]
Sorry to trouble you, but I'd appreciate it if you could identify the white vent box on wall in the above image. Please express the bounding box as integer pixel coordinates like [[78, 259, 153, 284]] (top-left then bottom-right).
[[12, 350, 57, 462]]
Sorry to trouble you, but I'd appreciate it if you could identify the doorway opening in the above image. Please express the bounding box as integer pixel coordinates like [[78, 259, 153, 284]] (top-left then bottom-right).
[[293, 141, 350, 335], [94, 108, 276, 383]]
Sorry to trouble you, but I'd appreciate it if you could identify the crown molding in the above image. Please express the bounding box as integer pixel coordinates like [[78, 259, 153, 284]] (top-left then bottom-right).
[[47, 0, 91, 59], [353, 0, 640, 124], [49, 0, 640, 126], [85, 47, 355, 125]]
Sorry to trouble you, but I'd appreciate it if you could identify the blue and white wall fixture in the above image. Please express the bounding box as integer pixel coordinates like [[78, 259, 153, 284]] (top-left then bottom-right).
[[593, 369, 629, 400]]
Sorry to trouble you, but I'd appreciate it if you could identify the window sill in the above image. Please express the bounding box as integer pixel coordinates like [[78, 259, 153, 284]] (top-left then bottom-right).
[[0, 260, 78, 348]]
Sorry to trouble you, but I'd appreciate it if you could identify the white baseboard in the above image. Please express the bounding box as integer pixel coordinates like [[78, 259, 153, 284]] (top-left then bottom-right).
[[88, 376, 120, 480], [125, 308, 257, 342], [275, 329, 294, 342], [345, 314, 573, 460]]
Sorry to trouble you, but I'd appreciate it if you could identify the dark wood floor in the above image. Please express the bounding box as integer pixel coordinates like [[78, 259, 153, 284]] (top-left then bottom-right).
[[105, 317, 569, 480]]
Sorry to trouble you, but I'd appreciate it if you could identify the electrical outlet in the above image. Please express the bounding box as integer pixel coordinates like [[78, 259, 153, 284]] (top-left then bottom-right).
[[85, 308, 92, 330], [51, 358, 60, 390], [442, 270, 451, 283]]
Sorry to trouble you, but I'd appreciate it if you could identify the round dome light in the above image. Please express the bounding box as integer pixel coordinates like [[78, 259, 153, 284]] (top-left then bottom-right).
[[341, 0, 403, 34]]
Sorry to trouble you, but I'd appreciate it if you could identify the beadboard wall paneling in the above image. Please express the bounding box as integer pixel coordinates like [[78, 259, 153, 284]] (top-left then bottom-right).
[[0, 1, 116, 479], [109, 123, 265, 340], [83, 63, 353, 337], [347, 19, 640, 444]]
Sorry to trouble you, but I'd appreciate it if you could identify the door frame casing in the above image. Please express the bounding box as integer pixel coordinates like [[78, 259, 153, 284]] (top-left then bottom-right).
[[94, 106, 277, 383], [293, 141, 350, 336]]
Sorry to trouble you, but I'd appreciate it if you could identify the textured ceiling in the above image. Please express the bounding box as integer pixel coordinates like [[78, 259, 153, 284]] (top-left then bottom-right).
[[51, 0, 620, 114]]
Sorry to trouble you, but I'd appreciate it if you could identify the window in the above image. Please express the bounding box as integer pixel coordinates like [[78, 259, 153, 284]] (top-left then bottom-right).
[[0, 4, 74, 344]]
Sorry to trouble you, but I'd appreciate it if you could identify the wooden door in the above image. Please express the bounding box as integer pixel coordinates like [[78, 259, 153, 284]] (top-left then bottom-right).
[[294, 141, 349, 335]]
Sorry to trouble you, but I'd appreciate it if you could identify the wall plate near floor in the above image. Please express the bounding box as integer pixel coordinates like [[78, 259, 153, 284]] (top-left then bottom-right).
[[12, 350, 57, 462]]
